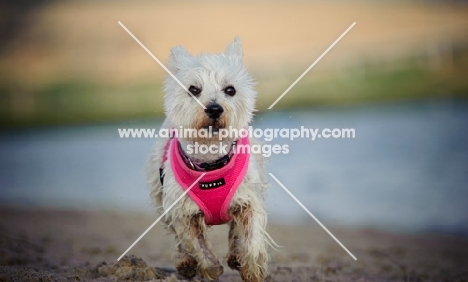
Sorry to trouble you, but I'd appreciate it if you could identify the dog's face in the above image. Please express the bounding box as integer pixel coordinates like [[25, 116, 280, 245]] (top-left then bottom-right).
[[164, 37, 256, 140]]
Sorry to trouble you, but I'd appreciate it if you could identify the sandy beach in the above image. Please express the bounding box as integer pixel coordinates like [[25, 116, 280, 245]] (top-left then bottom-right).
[[0, 206, 467, 281]]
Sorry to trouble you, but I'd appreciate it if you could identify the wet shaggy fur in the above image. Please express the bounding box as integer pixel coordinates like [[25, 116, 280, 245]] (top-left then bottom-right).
[[146, 37, 276, 281]]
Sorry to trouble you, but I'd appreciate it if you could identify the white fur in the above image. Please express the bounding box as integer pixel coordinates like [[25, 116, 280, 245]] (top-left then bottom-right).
[[146, 37, 274, 282]]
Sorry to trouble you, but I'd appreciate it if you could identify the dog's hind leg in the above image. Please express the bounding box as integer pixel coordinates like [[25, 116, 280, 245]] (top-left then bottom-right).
[[172, 213, 223, 280], [228, 205, 269, 282]]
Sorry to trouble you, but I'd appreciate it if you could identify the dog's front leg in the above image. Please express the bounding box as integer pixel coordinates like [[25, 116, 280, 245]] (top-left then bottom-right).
[[228, 205, 269, 282], [172, 213, 223, 280]]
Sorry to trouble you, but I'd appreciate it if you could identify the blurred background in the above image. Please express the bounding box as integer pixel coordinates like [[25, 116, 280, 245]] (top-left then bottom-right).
[[0, 0, 467, 234]]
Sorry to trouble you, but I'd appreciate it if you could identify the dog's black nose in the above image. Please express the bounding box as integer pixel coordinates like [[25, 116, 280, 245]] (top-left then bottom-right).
[[204, 104, 224, 119]]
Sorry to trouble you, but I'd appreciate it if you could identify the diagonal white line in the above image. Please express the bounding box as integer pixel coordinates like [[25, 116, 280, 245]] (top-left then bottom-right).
[[268, 22, 356, 109], [118, 21, 206, 109], [117, 173, 206, 261], [269, 173, 357, 260]]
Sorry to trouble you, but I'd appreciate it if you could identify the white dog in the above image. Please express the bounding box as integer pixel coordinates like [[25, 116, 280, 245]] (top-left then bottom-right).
[[146, 37, 275, 281]]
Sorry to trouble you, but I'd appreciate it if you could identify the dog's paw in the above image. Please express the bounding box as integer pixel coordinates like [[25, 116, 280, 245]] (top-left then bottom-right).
[[227, 254, 241, 270], [239, 253, 267, 282], [176, 256, 198, 279], [200, 264, 224, 281], [240, 268, 265, 282]]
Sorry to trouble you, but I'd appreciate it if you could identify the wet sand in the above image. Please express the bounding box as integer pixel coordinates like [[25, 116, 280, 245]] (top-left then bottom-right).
[[1, 206, 467, 281]]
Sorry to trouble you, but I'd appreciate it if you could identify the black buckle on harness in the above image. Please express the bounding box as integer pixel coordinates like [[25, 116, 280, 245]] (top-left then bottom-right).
[[159, 168, 165, 185]]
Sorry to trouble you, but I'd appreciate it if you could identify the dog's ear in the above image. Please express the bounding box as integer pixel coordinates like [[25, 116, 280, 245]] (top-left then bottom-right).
[[168, 46, 191, 72], [225, 36, 244, 61], [171, 46, 190, 60]]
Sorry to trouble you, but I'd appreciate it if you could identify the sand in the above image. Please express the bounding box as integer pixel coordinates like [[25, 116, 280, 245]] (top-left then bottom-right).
[[0, 206, 467, 281]]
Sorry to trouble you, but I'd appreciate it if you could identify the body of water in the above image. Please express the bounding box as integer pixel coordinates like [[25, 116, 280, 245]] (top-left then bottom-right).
[[1, 99, 467, 234]]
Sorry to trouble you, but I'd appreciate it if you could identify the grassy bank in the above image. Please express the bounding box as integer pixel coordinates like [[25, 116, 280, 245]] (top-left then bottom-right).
[[1, 49, 467, 128]]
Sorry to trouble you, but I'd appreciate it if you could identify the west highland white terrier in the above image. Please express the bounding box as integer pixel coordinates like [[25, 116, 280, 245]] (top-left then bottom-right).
[[147, 37, 275, 281]]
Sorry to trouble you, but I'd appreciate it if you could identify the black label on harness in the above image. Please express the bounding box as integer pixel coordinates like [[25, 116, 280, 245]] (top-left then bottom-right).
[[199, 178, 225, 189]]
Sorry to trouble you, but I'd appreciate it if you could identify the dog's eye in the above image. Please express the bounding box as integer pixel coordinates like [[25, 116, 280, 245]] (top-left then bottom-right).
[[223, 86, 236, 96], [188, 86, 202, 96]]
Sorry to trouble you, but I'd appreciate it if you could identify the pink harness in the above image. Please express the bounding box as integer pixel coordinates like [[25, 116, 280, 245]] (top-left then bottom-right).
[[161, 136, 250, 225]]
